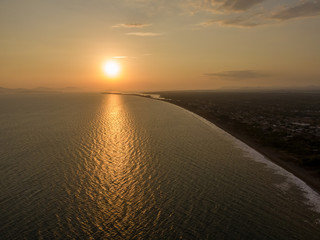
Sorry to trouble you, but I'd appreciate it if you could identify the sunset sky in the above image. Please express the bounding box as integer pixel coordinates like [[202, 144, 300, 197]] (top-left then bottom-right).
[[1, 0, 320, 91]]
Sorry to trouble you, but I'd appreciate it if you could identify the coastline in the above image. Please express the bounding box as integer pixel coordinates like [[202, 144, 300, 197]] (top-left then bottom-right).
[[103, 92, 320, 196], [158, 98, 320, 196]]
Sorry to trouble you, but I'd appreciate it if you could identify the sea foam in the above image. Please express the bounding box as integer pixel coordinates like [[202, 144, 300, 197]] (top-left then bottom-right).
[[167, 101, 320, 214]]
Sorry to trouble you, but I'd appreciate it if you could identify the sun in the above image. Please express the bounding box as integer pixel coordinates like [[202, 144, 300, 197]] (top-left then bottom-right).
[[102, 60, 121, 78]]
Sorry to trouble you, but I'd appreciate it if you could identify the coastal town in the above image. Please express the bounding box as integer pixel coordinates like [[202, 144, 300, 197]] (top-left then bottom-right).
[[158, 91, 320, 171]]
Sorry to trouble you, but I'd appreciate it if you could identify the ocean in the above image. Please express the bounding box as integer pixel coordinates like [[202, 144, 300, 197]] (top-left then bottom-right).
[[1, 93, 320, 239]]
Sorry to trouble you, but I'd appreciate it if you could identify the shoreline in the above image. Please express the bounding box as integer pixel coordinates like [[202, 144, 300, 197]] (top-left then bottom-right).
[[158, 98, 320, 196], [103, 92, 320, 195]]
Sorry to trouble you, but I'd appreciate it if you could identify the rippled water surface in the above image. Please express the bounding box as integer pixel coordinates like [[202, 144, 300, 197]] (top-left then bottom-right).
[[1, 93, 320, 239]]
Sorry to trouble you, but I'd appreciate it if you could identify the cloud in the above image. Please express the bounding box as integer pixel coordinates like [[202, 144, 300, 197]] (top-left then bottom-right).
[[272, 1, 320, 20], [194, 0, 265, 13], [126, 32, 163, 36], [201, 13, 266, 27], [204, 70, 270, 79], [217, 0, 266, 12], [112, 23, 151, 28], [198, 0, 320, 28]]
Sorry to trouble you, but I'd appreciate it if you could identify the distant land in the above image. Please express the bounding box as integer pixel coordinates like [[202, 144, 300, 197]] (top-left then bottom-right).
[[148, 90, 320, 194]]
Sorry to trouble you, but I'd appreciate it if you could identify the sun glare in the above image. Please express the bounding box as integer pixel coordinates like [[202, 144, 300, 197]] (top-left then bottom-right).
[[103, 61, 121, 78]]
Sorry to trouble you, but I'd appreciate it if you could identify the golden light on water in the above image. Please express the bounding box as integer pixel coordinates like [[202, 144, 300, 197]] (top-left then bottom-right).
[[93, 95, 146, 220], [102, 60, 121, 78]]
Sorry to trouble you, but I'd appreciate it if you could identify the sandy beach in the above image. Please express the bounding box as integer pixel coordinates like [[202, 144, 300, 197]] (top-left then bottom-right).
[[205, 114, 320, 195], [107, 92, 320, 195], [157, 96, 320, 195]]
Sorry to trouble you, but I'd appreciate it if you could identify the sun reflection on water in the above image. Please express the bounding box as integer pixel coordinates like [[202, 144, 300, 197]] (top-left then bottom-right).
[[85, 94, 151, 236]]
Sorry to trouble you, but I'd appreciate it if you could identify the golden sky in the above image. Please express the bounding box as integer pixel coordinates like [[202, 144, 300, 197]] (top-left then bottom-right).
[[1, 0, 320, 91]]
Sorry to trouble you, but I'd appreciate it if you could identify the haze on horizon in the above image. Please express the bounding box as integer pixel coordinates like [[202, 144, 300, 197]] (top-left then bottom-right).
[[1, 0, 320, 92]]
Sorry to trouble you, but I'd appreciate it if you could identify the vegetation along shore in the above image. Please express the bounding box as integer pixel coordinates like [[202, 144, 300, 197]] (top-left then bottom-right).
[[151, 90, 320, 194]]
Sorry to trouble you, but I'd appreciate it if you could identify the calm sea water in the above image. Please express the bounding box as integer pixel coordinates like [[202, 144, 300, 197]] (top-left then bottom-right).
[[1, 93, 320, 240]]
